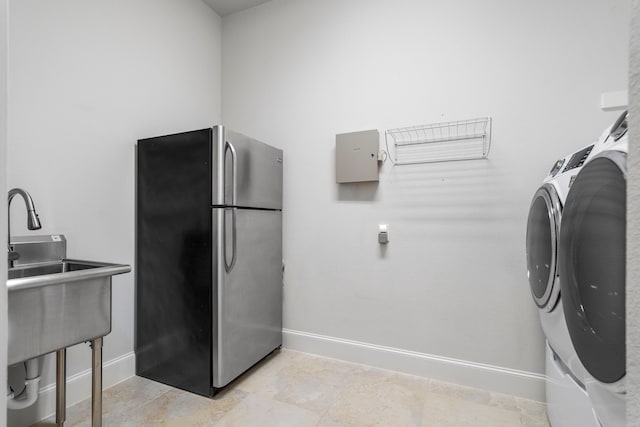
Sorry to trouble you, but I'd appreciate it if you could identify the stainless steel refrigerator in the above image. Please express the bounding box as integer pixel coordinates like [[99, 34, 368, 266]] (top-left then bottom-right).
[[135, 126, 283, 396]]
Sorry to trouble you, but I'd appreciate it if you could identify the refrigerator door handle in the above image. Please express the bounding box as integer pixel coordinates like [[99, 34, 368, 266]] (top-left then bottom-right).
[[224, 141, 238, 206], [224, 207, 237, 273]]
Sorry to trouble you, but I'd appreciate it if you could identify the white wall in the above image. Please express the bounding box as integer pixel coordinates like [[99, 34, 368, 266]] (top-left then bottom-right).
[[222, 0, 630, 400], [7, 0, 221, 424], [627, 0, 640, 423], [1, 0, 8, 423]]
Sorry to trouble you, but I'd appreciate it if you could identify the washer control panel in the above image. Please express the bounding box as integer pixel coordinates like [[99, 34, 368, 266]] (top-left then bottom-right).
[[562, 145, 594, 173]]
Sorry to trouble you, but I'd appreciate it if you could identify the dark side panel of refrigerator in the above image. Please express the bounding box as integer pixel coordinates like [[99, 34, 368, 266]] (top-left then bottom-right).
[[136, 129, 214, 397]]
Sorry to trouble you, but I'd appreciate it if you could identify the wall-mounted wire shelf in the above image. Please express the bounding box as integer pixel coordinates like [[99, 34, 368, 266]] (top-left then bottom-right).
[[385, 117, 492, 165]]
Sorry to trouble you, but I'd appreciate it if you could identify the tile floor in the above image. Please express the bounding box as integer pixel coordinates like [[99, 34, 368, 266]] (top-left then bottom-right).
[[33, 350, 550, 427]]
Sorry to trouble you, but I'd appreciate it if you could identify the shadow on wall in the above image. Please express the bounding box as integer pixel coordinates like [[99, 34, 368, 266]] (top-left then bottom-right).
[[336, 181, 379, 202], [387, 159, 504, 224]]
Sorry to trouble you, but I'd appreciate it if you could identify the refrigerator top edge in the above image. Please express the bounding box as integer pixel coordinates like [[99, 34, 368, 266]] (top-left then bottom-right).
[[136, 126, 283, 211], [212, 125, 283, 153], [136, 126, 282, 152], [137, 127, 213, 144]]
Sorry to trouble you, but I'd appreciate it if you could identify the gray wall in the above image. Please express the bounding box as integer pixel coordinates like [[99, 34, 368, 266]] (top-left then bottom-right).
[[1, 0, 7, 421], [7, 0, 222, 423], [3, 0, 637, 421], [628, 0, 640, 423], [222, 0, 630, 400]]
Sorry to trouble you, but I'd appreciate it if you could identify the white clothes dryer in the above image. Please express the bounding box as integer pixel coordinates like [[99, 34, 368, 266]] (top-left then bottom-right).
[[558, 111, 628, 427], [526, 142, 600, 427], [545, 342, 602, 427]]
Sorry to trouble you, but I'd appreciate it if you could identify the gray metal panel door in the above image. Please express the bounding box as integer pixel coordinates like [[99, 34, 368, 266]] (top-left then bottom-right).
[[212, 208, 283, 388], [212, 126, 283, 210]]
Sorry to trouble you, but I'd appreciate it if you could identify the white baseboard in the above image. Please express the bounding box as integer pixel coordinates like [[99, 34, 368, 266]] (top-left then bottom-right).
[[7, 351, 135, 427], [283, 328, 545, 402]]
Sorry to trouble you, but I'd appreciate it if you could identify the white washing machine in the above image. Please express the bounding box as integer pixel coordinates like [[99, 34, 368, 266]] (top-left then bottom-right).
[[558, 111, 628, 427], [526, 141, 601, 427]]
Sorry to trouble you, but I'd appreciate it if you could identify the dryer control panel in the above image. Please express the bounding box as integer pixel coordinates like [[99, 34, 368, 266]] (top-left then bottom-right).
[[562, 145, 594, 173]]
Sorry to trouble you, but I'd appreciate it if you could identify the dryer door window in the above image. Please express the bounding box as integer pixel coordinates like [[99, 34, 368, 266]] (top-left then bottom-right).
[[559, 153, 626, 384], [526, 185, 561, 309]]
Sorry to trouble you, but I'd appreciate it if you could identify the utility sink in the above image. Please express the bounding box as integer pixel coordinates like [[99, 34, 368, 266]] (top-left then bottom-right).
[[6, 193, 129, 425], [7, 259, 127, 281], [7, 237, 131, 366]]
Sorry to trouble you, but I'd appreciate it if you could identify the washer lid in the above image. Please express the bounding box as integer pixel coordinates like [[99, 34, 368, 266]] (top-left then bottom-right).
[[526, 184, 561, 310], [559, 151, 626, 384]]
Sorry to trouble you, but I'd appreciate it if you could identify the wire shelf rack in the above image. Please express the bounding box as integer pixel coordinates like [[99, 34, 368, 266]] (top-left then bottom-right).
[[385, 117, 492, 165]]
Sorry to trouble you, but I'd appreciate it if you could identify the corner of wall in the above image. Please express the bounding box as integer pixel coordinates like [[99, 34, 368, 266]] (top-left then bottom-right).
[[627, 0, 640, 424], [0, 0, 8, 422]]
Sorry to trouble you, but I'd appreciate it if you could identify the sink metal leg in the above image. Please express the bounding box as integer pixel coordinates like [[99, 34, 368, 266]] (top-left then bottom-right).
[[56, 349, 66, 427], [90, 337, 103, 427]]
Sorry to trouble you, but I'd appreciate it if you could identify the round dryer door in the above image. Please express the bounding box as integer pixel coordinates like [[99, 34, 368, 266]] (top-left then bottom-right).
[[526, 184, 562, 310], [559, 151, 626, 384]]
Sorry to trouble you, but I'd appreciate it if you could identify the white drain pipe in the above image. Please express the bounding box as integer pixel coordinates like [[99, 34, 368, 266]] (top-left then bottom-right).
[[7, 358, 41, 410]]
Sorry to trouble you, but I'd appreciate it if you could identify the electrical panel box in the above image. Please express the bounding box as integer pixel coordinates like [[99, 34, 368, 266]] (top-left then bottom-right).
[[336, 129, 379, 183]]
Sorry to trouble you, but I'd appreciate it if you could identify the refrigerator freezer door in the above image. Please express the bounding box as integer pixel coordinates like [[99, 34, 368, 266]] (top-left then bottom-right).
[[212, 126, 283, 210], [212, 208, 283, 388]]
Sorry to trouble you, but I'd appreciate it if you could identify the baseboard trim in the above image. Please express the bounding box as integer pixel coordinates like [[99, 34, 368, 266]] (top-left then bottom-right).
[[8, 351, 135, 426], [41, 351, 135, 406], [283, 328, 545, 401]]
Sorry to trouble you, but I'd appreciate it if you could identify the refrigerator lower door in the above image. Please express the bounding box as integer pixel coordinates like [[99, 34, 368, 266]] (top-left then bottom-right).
[[212, 208, 283, 388]]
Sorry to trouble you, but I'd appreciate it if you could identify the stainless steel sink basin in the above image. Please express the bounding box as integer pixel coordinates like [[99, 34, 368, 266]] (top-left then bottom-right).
[[9, 260, 103, 280], [7, 259, 131, 365]]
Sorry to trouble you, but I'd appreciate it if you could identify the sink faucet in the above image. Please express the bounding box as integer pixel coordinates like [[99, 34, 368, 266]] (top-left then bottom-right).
[[8, 188, 42, 267]]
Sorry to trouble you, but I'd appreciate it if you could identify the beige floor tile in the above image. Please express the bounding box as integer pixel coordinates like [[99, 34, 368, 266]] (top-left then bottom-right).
[[235, 350, 360, 415], [521, 413, 551, 427], [428, 379, 491, 406], [487, 391, 519, 412], [515, 397, 548, 417], [422, 392, 523, 427], [318, 367, 429, 426], [232, 349, 298, 392], [118, 387, 246, 427], [29, 350, 549, 427], [35, 376, 172, 427], [215, 392, 320, 427]]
